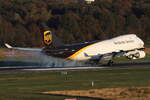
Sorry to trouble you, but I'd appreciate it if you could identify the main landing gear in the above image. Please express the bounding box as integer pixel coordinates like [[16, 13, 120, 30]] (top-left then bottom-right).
[[107, 60, 114, 66]]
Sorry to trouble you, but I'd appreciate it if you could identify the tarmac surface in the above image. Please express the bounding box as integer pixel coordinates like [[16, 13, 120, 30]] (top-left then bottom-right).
[[0, 62, 150, 72]]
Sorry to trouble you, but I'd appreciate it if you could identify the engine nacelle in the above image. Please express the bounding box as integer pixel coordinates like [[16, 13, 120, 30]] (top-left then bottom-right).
[[125, 50, 146, 59]]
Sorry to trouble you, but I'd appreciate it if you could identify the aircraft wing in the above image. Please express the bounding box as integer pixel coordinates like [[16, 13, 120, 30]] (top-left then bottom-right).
[[85, 48, 145, 62], [4, 43, 42, 53], [84, 51, 126, 61]]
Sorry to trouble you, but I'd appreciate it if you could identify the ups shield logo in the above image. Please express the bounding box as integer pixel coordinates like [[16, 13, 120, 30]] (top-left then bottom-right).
[[44, 31, 52, 45]]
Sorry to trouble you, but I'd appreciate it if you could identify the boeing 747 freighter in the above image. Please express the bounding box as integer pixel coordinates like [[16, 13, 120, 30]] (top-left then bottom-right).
[[5, 28, 145, 65]]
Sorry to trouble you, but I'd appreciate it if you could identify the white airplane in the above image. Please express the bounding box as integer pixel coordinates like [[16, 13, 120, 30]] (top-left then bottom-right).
[[5, 29, 145, 65]]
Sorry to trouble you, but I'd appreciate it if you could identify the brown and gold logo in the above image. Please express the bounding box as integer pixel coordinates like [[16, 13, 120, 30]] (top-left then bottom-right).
[[44, 30, 52, 45]]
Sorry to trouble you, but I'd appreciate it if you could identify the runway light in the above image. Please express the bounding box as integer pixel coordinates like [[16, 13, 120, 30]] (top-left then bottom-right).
[[61, 71, 68, 75], [91, 81, 94, 87]]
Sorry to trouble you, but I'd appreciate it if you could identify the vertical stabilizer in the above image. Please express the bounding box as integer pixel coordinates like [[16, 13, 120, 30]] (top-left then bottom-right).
[[43, 29, 64, 48], [44, 30, 53, 46]]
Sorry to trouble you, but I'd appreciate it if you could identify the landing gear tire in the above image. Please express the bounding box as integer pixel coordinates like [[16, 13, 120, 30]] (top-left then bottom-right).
[[107, 60, 114, 66], [134, 52, 140, 58]]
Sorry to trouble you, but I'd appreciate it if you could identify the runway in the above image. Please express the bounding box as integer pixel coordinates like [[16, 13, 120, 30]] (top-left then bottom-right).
[[23, 62, 150, 71], [0, 62, 149, 72]]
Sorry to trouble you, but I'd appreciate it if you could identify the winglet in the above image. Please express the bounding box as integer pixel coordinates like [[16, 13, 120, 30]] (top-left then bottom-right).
[[4, 43, 13, 49]]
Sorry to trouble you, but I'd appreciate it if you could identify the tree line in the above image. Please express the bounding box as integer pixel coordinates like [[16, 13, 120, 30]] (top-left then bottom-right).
[[0, 0, 149, 47]]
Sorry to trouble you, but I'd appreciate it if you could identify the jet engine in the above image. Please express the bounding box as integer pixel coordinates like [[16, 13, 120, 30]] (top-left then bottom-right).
[[125, 50, 146, 59]]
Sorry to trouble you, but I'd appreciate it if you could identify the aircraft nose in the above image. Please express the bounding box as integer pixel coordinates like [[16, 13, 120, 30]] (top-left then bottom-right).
[[137, 37, 144, 47]]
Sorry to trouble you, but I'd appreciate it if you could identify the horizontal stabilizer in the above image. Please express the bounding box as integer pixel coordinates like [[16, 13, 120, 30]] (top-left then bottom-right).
[[4, 43, 42, 52], [5, 43, 13, 49]]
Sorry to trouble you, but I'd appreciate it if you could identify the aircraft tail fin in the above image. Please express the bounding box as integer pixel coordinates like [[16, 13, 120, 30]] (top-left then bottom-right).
[[43, 28, 64, 48]]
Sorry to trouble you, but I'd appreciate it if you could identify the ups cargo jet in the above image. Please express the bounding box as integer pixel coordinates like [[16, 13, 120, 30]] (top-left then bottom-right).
[[5, 29, 145, 65]]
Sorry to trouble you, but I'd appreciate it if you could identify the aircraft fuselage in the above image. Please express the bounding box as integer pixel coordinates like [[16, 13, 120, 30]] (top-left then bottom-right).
[[43, 34, 145, 61]]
